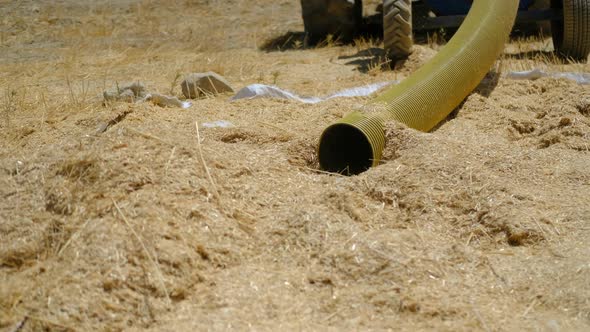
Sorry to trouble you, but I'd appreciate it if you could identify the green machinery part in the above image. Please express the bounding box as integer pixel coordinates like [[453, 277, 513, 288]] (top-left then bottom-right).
[[318, 0, 520, 175]]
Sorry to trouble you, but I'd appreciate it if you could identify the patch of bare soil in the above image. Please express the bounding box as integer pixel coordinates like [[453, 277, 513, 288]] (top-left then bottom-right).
[[1, 1, 589, 331]]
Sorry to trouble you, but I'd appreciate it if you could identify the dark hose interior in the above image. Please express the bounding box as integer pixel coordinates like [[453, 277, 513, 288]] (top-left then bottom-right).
[[318, 123, 374, 175]]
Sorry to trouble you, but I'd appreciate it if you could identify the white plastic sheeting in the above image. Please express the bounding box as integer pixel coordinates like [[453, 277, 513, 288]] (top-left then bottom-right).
[[506, 69, 590, 85], [228, 69, 588, 105], [201, 120, 234, 128], [230, 81, 398, 104]]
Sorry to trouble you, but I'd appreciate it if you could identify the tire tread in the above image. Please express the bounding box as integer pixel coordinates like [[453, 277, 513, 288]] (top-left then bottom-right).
[[383, 0, 413, 59], [554, 0, 590, 60]]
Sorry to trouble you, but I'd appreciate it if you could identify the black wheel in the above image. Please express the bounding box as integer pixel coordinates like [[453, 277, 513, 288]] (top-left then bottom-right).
[[300, 0, 363, 46], [383, 0, 413, 60], [551, 0, 590, 60]]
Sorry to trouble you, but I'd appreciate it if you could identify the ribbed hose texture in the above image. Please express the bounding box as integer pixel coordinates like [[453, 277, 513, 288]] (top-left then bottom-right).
[[318, 112, 385, 174], [318, 0, 519, 174], [373, 0, 519, 131]]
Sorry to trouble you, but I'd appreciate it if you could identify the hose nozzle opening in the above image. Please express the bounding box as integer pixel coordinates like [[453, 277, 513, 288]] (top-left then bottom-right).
[[318, 113, 385, 175]]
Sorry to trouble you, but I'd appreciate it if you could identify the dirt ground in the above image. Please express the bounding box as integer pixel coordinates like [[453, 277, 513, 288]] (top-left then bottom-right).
[[1, 0, 589, 331]]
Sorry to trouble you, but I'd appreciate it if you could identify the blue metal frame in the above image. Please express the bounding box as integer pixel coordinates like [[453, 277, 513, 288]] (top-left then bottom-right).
[[425, 0, 535, 16], [412, 0, 562, 31]]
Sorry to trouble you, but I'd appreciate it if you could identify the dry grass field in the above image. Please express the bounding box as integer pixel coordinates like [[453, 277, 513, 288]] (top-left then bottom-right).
[[1, 1, 589, 331]]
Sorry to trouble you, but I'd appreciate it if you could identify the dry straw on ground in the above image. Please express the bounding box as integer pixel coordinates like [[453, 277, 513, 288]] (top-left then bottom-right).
[[1, 1, 589, 331]]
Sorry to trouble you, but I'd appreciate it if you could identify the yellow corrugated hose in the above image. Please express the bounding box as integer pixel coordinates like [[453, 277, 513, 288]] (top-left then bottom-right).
[[318, 0, 520, 174]]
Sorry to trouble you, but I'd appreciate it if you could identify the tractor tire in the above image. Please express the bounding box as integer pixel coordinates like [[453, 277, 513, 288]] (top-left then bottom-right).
[[383, 0, 413, 60], [551, 0, 590, 60], [300, 0, 362, 46]]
